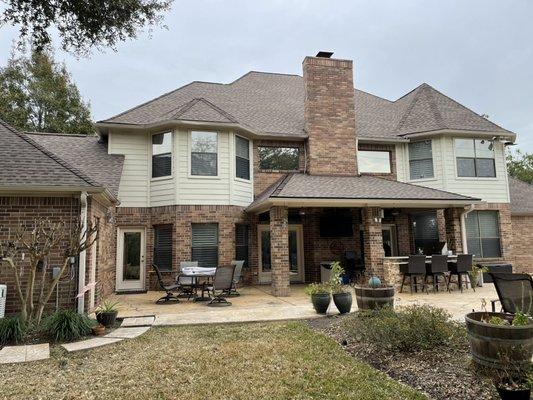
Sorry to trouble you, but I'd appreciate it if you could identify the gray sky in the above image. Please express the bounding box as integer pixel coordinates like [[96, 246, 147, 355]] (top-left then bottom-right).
[[1, 0, 532, 151]]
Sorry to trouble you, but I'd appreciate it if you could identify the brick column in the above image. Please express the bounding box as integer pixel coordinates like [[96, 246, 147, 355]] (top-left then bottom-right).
[[362, 207, 385, 280], [444, 208, 463, 254], [270, 206, 290, 297]]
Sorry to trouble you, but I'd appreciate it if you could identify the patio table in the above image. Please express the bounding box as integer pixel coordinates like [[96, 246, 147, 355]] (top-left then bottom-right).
[[179, 267, 216, 301]]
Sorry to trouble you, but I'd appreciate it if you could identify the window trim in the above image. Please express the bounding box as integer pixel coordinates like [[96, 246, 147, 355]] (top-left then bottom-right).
[[357, 150, 392, 174], [150, 131, 173, 181], [465, 210, 502, 258], [454, 138, 497, 179], [257, 145, 300, 172], [188, 130, 220, 179], [408, 140, 435, 181], [234, 134, 251, 182]]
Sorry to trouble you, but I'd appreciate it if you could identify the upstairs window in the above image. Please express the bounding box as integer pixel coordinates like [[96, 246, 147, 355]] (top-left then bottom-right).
[[465, 211, 501, 258], [191, 223, 218, 267], [153, 224, 172, 271], [152, 132, 172, 178], [235, 136, 250, 180], [358, 150, 391, 173], [191, 131, 218, 176], [258, 146, 299, 171], [455, 139, 496, 177], [409, 140, 434, 180]]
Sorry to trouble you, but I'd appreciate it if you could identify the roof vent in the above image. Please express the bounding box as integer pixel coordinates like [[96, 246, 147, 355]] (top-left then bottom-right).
[[316, 51, 333, 58]]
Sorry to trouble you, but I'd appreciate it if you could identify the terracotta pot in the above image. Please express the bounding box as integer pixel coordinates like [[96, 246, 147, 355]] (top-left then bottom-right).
[[92, 324, 105, 336]]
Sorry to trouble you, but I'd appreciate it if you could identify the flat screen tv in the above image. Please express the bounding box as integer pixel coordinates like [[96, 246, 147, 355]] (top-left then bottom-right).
[[320, 213, 353, 237]]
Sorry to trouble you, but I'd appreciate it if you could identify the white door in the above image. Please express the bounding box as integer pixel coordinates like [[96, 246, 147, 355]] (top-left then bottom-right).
[[258, 224, 305, 284], [382, 224, 398, 257], [116, 228, 146, 291]]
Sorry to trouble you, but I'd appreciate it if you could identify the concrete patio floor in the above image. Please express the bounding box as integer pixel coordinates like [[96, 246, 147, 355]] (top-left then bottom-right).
[[110, 283, 497, 326]]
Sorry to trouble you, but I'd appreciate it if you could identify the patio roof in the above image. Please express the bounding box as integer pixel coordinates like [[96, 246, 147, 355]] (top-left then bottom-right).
[[247, 173, 480, 213]]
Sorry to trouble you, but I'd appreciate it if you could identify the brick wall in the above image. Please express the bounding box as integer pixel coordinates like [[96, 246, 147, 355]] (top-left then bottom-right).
[[303, 56, 358, 175], [269, 206, 290, 296], [116, 205, 248, 290], [0, 196, 81, 316], [361, 207, 385, 280], [357, 143, 397, 180], [511, 215, 533, 274], [445, 208, 463, 254]]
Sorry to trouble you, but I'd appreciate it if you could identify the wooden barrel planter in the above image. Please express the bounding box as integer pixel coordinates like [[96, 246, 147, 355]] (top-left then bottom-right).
[[465, 312, 533, 369], [354, 285, 395, 310]]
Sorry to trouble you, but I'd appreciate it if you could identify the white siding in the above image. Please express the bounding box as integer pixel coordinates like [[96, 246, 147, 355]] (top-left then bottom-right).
[[396, 135, 510, 203], [109, 128, 254, 208]]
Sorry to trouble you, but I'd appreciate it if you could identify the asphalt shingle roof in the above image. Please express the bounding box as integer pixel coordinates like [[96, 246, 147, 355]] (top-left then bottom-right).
[[0, 119, 100, 189], [25, 132, 124, 198], [509, 176, 533, 215], [100, 71, 513, 140]]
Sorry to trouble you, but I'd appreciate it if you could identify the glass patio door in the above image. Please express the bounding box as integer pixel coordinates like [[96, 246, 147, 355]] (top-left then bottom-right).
[[258, 225, 304, 283], [116, 228, 146, 291]]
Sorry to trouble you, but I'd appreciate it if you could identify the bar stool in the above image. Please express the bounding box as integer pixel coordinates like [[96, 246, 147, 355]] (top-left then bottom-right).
[[400, 255, 428, 294], [447, 254, 473, 293], [426, 255, 449, 292]]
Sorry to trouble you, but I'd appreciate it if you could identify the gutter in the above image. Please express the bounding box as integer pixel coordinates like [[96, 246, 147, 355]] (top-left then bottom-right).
[[460, 204, 476, 253], [77, 192, 88, 314]]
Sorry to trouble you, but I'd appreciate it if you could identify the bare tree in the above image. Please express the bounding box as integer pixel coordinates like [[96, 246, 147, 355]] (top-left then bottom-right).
[[0, 218, 98, 325]]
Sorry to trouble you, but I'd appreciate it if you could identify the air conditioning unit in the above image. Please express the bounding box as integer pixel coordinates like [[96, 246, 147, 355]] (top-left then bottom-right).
[[0, 284, 6, 318]]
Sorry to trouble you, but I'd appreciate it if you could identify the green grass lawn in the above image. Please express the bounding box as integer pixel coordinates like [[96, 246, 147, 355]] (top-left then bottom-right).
[[0, 321, 426, 400]]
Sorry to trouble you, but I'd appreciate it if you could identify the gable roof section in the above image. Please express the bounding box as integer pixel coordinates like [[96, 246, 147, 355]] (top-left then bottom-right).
[[247, 173, 479, 212], [99, 71, 514, 141], [25, 132, 124, 198], [0, 119, 101, 190], [509, 176, 533, 215]]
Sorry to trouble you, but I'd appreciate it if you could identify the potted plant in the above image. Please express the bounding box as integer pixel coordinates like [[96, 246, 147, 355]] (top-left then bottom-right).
[[91, 323, 106, 336], [329, 261, 352, 314], [491, 353, 532, 400], [305, 283, 331, 314], [95, 299, 120, 327], [354, 265, 394, 310], [469, 264, 488, 288]]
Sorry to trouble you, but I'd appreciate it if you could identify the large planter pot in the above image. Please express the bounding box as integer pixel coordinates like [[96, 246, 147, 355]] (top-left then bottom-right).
[[333, 292, 352, 314], [311, 293, 331, 314], [465, 312, 533, 369], [496, 385, 531, 400], [96, 311, 118, 328], [354, 285, 394, 310]]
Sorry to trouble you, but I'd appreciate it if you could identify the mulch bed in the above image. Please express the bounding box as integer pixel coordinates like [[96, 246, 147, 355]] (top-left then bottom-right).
[[307, 315, 499, 400]]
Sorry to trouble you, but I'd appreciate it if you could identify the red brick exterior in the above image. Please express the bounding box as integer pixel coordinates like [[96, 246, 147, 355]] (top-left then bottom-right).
[[361, 207, 385, 280], [115, 205, 247, 290], [303, 56, 357, 175], [445, 208, 464, 254], [269, 206, 290, 296], [511, 215, 533, 274]]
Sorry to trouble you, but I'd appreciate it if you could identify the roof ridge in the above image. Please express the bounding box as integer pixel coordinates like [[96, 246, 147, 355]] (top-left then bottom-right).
[[229, 70, 302, 85], [0, 121, 102, 188], [272, 173, 294, 196], [177, 97, 238, 123], [24, 131, 97, 138], [395, 84, 426, 132], [422, 84, 445, 127], [355, 88, 393, 103]]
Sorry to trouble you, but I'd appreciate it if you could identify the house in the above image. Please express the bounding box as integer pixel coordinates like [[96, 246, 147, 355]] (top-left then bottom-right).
[[1, 52, 531, 313]]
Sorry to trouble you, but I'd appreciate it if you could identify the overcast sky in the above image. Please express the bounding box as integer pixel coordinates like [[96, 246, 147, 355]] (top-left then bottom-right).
[[1, 0, 532, 151]]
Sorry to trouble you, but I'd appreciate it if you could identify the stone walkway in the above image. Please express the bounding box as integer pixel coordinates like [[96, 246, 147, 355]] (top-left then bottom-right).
[[0, 343, 49, 363]]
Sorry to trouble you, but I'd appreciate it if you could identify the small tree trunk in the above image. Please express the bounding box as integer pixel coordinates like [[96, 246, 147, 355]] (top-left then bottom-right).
[[35, 257, 70, 325]]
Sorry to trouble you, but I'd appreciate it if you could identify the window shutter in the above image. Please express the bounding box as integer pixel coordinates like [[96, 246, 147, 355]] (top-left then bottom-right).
[[154, 225, 173, 271], [192, 224, 218, 267]]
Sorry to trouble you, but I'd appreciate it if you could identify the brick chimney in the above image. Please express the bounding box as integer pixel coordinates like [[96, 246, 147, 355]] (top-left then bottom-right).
[[303, 52, 357, 175]]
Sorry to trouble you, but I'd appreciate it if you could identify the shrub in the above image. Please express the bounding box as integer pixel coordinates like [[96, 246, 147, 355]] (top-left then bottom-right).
[[305, 283, 331, 296], [0, 315, 25, 345], [346, 305, 465, 352], [43, 309, 96, 342]]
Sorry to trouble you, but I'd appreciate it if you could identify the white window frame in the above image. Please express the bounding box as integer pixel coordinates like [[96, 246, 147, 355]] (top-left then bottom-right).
[[408, 140, 436, 181], [150, 131, 173, 181], [454, 138, 497, 180], [188, 130, 220, 179], [234, 134, 252, 182]]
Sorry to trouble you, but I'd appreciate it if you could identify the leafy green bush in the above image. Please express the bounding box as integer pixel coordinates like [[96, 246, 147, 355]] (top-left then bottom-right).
[[43, 309, 96, 342], [0, 315, 25, 345], [305, 283, 331, 295], [346, 305, 465, 352]]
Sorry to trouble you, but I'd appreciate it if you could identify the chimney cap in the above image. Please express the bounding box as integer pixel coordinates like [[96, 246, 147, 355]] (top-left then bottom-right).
[[316, 51, 334, 58]]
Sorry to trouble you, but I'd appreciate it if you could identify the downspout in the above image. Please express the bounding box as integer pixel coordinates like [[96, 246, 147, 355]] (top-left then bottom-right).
[[77, 192, 88, 314], [460, 204, 475, 254]]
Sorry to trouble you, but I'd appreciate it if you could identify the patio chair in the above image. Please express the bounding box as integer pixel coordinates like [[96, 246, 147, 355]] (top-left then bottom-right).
[[152, 264, 181, 304], [426, 255, 449, 292], [448, 254, 473, 293], [225, 260, 244, 297], [203, 265, 235, 307], [177, 261, 198, 300], [490, 272, 533, 315], [400, 255, 428, 294]]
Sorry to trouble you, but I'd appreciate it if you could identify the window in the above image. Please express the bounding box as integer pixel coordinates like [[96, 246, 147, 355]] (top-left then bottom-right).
[[358, 151, 391, 173], [258, 147, 299, 171], [465, 211, 501, 258], [191, 131, 217, 176], [455, 139, 496, 177], [235, 224, 249, 268], [235, 136, 250, 180], [191, 223, 218, 267], [153, 225, 172, 271], [412, 211, 440, 255], [409, 141, 434, 180], [152, 132, 172, 178]]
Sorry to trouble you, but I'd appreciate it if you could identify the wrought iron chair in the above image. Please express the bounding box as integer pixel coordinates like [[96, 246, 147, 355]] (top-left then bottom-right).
[[153, 264, 181, 304], [226, 260, 245, 297], [426, 255, 449, 292], [177, 261, 198, 300], [490, 272, 533, 315], [448, 254, 473, 293], [203, 265, 235, 307], [400, 255, 428, 294]]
